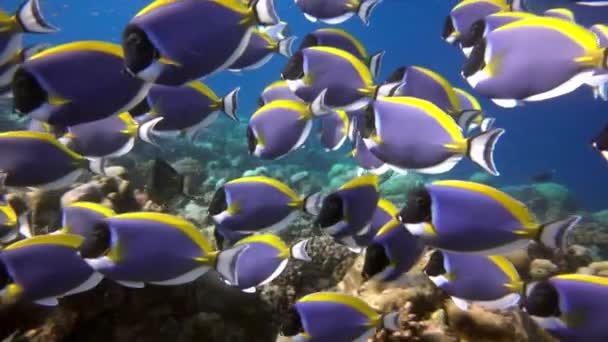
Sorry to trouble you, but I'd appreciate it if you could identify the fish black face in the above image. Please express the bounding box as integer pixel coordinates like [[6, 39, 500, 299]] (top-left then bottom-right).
[[460, 19, 485, 48], [208, 186, 227, 216], [461, 40, 486, 78], [359, 106, 376, 138], [79, 221, 112, 259], [122, 25, 158, 76], [12, 67, 46, 115], [524, 281, 561, 318], [362, 242, 389, 280], [257, 96, 265, 108], [281, 50, 304, 81], [315, 193, 343, 228], [398, 186, 431, 224], [442, 15, 455, 41], [0, 259, 13, 290], [246, 126, 257, 155], [298, 34, 318, 51], [385, 66, 407, 84], [280, 306, 304, 337], [423, 250, 445, 276], [146, 158, 183, 204]]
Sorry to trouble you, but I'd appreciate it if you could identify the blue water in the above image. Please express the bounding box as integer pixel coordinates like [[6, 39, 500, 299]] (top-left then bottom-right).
[[5, 0, 608, 210]]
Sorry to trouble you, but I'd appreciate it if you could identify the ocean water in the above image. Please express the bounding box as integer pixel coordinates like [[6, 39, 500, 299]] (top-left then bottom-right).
[[4, 0, 607, 211]]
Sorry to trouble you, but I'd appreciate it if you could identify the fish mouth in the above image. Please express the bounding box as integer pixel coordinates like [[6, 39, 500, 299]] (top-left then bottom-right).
[[314, 193, 343, 228], [122, 24, 159, 77], [281, 50, 304, 81], [361, 242, 389, 280], [460, 19, 485, 49], [79, 222, 112, 259], [12, 67, 46, 115]]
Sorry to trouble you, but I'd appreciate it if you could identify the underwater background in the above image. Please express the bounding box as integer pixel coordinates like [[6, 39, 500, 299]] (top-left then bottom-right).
[[1, 0, 608, 341], [5, 0, 608, 209]]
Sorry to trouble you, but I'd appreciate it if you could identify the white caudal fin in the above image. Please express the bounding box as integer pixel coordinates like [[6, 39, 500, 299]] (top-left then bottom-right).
[[456, 110, 482, 133], [261, 21, 288, 40], [382, 312, 400, 331], [480, 117, 495, 132], [451, 297, 472, 311], [254, 0, 279, 25], [290, 239, 312, 261], [242, 287, 257, 293], [309, 89, 331, 116], [467, 128, 505, 176], [368, 51, 385, 80], [303, 192, 324, 216], [277, 36, 296, 58], [88, 157, 107, 176], [34, 297, 59, 306], [18, 213, 32, 238], [538, 215, 581, 251], [138, 116, 163, 147], [17, 0, 59, 33], [357, 0, 383, 26], [221, 87, 240, 122]]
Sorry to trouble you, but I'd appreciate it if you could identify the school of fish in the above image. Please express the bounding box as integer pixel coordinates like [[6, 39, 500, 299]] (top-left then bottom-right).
[[0, 0, 607, 341]]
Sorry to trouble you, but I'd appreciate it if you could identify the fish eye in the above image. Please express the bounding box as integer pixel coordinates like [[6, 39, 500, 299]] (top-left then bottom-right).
[[79, 222, 112, 259], [246, 126, 257, 154], [257, 96, 265, 108], [523, 281, 561, 318], [280, 306, 304, 336], [281, 51, 304, 80], [423, 250, 445, 276], [315, 193, 343, 228], [208, 186, 227, 216], [362, 242, 389, 280], [12, 67, 46, 115], [122, 25, 158, 75]]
